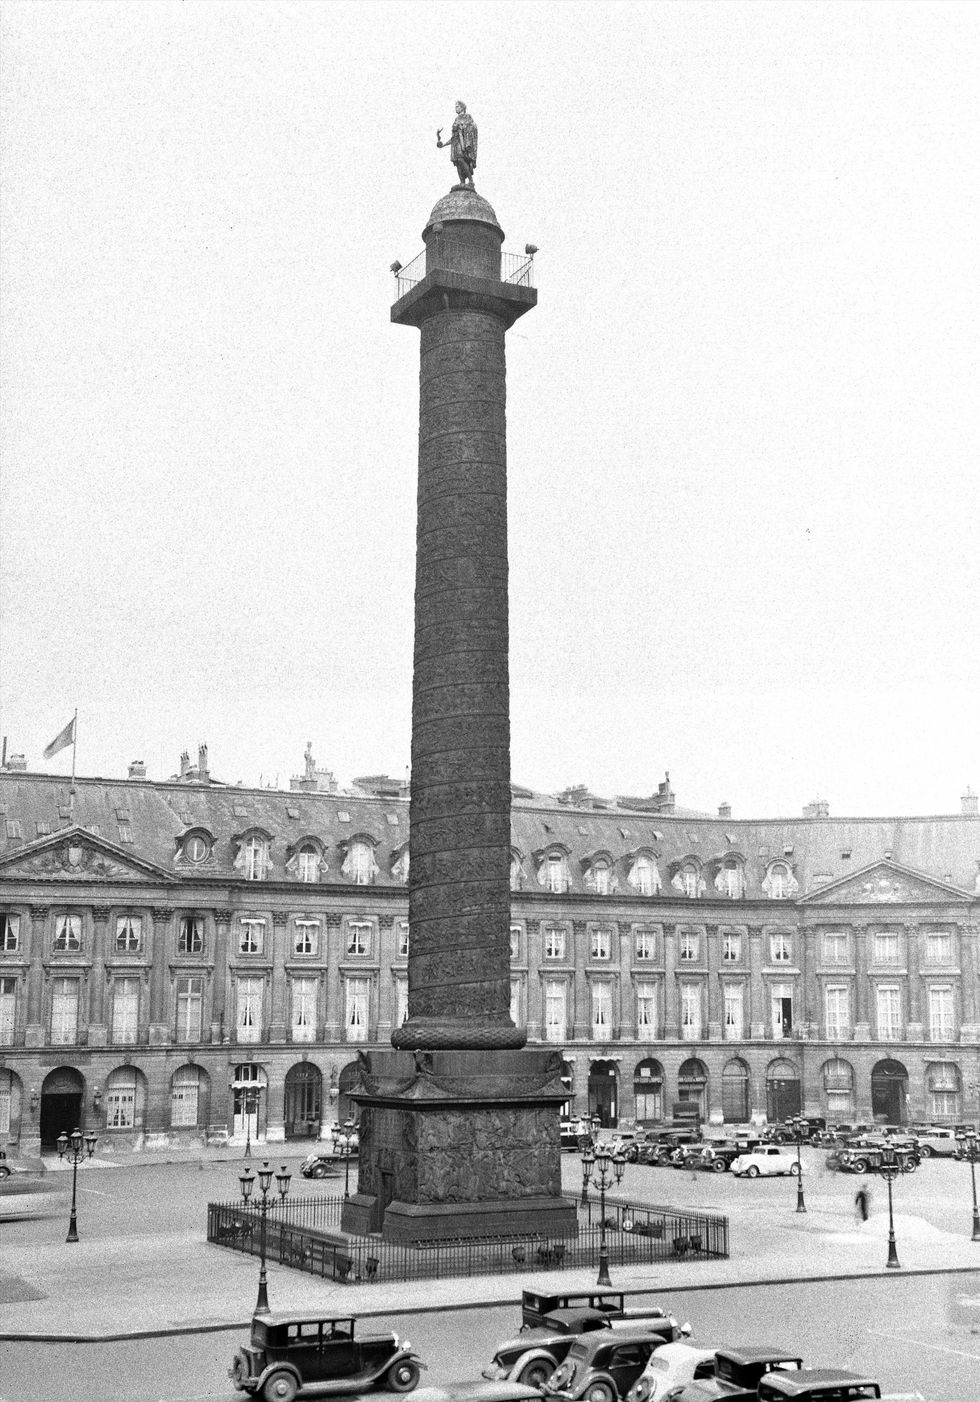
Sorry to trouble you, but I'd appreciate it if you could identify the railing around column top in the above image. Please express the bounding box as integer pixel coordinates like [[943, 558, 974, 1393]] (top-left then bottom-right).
[[394, 247, 536, 300]]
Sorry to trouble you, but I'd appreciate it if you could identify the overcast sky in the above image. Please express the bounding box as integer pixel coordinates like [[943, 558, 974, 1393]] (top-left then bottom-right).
[[1, 0, 977, 819]]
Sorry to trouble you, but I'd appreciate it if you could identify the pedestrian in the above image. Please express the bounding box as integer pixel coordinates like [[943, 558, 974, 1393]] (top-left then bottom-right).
[[854, 1185, 871, 1222]]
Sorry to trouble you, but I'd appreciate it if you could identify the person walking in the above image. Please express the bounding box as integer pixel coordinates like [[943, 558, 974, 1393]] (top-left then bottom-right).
[[854, 1184, 871, 1222]]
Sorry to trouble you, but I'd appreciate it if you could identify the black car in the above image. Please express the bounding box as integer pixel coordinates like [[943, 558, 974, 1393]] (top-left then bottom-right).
[[694, 1140, 763, 1173], [665, 1345, 803, 1401], [761, 1119, 825, 1145], [229, 1313, 424, 1401], [299, 1150, 343, 1180], [757, 1369, 881, 1400]]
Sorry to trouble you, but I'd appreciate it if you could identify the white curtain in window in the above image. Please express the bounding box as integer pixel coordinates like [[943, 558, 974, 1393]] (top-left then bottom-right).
[[544, 980, 566, 1043], [237, 977, 263, 1042], [723, 984, 743, 1040], [0, 978, 15, 1045], [929, 986, 954, 1041], [591, 983, 612, 1041], [346, 977, 369, 1041], [51, 977, 79, 1044], [681, 985, 701, 1040], [176, 976, 203, 1041], [112, 977, 139, 1044], [291, 977, 317, 1042], [825, 986, 849, 1039], [876, 986, 901, 1041], [636, 982, 657, 1036]]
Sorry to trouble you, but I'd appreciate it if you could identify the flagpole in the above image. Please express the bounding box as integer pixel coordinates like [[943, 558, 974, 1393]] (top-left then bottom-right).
[[69, 709, 78, 818]]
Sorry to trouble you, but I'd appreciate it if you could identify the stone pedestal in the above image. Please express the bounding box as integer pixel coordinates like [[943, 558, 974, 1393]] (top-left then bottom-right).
[[341, 1048, 578, 1243]]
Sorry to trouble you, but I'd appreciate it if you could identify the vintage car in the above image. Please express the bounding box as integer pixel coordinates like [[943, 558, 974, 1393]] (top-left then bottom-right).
[[298, 1150, 343, 1180], [560, 1119, 594, 1150], [760, 1119, 825, 1145], [662, 1346, 803, 1401], [694, 1141, 763, 1173], [729, 1147, 800, 1178], [0, 1147, 46, 1180], [520, 1288, 678, 1331], [626, 1343, 720, 1402], [756, 1369, 881, 1401], [825, 1139, 919, 1175], [229, 1312, 424, 1401], [487, 1294, 691, 1388], [911, 1126, 958, 1157], [542, 1325, 677, 1402]]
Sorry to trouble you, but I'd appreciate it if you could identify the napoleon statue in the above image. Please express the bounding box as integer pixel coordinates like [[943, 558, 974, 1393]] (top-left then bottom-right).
[[436, 102, 477, 189]]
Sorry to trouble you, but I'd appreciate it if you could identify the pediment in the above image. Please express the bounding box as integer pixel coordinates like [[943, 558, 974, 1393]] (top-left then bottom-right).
[[0, 827, 176, 883], [800, 860, 968, 906]]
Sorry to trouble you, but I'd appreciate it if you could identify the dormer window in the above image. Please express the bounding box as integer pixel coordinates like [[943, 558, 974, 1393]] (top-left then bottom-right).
[[716, 859, 745, 899], [182, 832, 211, 865], [672, 861, 703, 899], [296, 843, 320, 883], [510, 850, 526, 891], [391, 844, 410, 885], [341, 836, 378, 886], [762, 861, 799, 900], [627, 851, 661, 897], [546, 852, 568, 894], [585, 854, 615, 895], [243, 836, 269, 881]]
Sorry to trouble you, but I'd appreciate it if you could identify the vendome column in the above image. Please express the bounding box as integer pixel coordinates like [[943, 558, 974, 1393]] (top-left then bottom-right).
[[341, 182, 576, 1243]]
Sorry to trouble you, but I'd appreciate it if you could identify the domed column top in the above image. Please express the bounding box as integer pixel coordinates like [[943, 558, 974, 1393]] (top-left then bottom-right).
[[423, 189, 504, 283]]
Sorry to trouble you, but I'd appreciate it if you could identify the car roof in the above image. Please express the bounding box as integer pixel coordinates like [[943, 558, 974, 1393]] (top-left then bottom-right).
[[254, 1313, 361, 1328], [758, 1368, 879, 1395], [717, 1346, 801, 1364]]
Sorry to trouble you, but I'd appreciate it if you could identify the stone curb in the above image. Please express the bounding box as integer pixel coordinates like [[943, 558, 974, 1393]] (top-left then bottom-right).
[[5, 1265, 979, 1345]]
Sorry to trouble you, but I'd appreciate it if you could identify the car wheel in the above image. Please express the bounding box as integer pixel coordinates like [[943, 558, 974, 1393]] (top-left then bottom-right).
[[586, 1381, 616, 1402], [713, 1158, 727, 1173], [0, 1166, 10, 1180], [789, 1161, 800, 1175], [746, 1164, 760, 1178], [917, 1145, 932, 1158], [518, 1359, 554, 1389], [902, 1159, 918, 1174], [230, 1353, 250, 1390], [310, 1162, 329, 1179], [850, 1159, 868, 1174], [386, 1360, 421, 1393], [262, 1370, 299, 1402]]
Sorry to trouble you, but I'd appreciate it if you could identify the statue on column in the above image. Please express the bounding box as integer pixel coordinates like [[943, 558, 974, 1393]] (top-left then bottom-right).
[[436, 102, 477, 189]]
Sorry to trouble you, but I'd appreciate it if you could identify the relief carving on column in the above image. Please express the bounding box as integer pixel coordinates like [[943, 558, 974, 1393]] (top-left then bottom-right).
[[419, 1107, 559, 1203]]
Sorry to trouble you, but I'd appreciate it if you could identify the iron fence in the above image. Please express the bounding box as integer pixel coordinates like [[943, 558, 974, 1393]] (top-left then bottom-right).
[[394, 247, 536, 300], [207, 1193, 727, 1286]]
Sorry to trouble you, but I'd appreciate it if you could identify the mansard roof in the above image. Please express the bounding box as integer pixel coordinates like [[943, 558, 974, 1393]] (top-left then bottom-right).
[[0, 770, 978, 898]]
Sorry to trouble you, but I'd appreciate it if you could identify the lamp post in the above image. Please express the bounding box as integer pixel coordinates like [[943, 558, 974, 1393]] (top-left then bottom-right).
[[954, 1128, 980, 1242], [336, 1126, 356, 1199], [790, 1116, 807, 1214], [878, 1142, 909, 1269], [580, 1141, 625, 1287], [239, 1160, 291, 1316], [56, 1128, 97, 1243]]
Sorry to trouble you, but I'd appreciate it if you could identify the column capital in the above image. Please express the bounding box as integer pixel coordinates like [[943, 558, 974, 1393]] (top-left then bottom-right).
[[91, 905, 112, 924], [29, 905, 49, 922], [272, 911, 288, 928], [212, 909, 234, 926], [377, 914, 394, 932], [150, 907, 173, 923], [571, 919, 588, 938], [325, 912, 343, 931]]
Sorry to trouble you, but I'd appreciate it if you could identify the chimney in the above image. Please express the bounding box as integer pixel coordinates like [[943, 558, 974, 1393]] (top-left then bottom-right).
[[128, 760, 146, 779], [5, 753, 27, 772], [717, 802, 731, 820], [962, 787, 978, 817], [803, 798, 831, 818], [179, 749, 190, 777], [198, 744, 209, 782]]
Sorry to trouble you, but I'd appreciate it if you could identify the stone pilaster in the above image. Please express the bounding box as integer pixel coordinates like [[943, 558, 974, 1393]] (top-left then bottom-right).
[[571, 920, 589, 1039], [662, 923, 678, 1038], [705, 923, 721, 1039], [88, 905, 110, 1046], [324, 913, 343, 1040], [852, 923, 870, 1039], [212, 910, 232, 1044], [24, 905, 48, 1047], [960, 924, 979, 1038], [905, 921, 923, 1039], [148, 908, 172, 1044], [747, 926, 765, 1038], [269, 910, 288, 1043]]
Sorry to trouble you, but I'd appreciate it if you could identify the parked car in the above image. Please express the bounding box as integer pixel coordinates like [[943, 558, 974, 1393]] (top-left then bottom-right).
[[520, 1288, 689, 1334], [695, 1141, 762, 1173], [911, 1126, 958, 1157], [484, 1304, 688, 1390], [730, 1147, 801, 1178], [756, 1369, 881, 1400], [663, 1345, 803, 1401], [229, 1312, 424, 1401], [826, 1139, 919, 1175], [626, 1343, 720, 1402], [0, 1148, 46, 1180], [542, 1325, 676, 1402], [299, 1150, 342, 1180], [761, 1119, 825, 1145], [560, 1119, 593, 1150]]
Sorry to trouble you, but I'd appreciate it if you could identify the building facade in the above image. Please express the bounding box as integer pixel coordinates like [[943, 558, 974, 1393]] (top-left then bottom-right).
[[1, 760, 978, 1153]]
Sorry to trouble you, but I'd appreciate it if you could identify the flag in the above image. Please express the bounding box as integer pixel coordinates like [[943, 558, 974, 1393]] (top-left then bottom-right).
[[43, 716, 76, 760]]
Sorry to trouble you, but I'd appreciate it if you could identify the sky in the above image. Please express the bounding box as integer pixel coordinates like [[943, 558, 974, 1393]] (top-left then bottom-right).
[[1, 0, 978, 820]]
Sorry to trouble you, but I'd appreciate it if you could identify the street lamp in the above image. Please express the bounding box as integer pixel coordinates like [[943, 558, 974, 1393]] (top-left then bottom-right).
[[580, 1141, 625, 1287], [336, 1127, 356, 1199], [789, 1116, 807, 1214], [878, 1142, 910, 1269], [954, 1128, 980, 1242], [239, 1160, 291, 1316], [56, 1127, 98, 1244]]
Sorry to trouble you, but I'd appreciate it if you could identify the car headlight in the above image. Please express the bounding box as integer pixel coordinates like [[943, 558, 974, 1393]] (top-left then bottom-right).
[[632, 1381, 652, 1402]]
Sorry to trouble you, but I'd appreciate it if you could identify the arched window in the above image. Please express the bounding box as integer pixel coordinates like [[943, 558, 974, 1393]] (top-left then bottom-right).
[[678, 1058, 707, 1117], [104, 1066, 148, 1131], [234, 831, 273, 882], [171, 1065, 207, 1128], [296, 843, 320, 883], [633, 1058, 664, 1123], [342, 838, 377, 885], [542, 851, 569, 894], [822, 1057, 854, 1121], [721, 1058, 750, 1123], [717, 859, 745, 899], [762, 861, 798, 900], [628, 852, 661, 897]]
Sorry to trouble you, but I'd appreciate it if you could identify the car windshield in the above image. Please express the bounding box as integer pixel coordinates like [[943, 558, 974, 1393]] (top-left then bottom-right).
[[647, 1357, 671, 1374]]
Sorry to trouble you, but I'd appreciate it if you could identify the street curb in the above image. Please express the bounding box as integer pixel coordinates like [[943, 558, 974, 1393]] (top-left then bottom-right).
[[4, 1265, 979, 1345]]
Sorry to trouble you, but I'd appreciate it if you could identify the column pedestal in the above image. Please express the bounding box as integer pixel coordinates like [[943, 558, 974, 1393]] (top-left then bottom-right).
[[341, 1048, 578, 1244]]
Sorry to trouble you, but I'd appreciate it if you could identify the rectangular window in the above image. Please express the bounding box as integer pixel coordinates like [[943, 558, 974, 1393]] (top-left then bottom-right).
[[237, 977, 263, 1043], [509, 925, 521, 960], [591, 982, 612, 1041], [115, 915, 142, 952], [876, 985, 902, 1042], [722, 932, 742, 963], [171, 1069, 200, 1127], [770, 932, 792, 963], [175, 975, 203, 1042], [178, 917, 204, 954], [929, 1062, 959, 1118], [398, 921, 411, 958], [394, 978, 408, 1028], [770, 983, 793, 1040], [679, 931, 699, 962], [54, 914, 82, 952], [593, 864, 611, 895], [0, 976, 16, 1045], [297, 848, 319, 883], [547, 854, 567, 894], [106, 1076, 135, 1129], [238, 919, 265, 955], [0, 913, 20, 951], [293, 921, 319, 956], [636, 982, 657, 1037], [825, 985, 849, 1040], [243, 839, 268, 881], [929, 985, 955, 1042], [873, 932, 899, 964], [112, 977, 140, 1044], [291, 977, 317, 1042], [590, 928, 611, 961], [510, 978, 521, 1026], [544, 980, 566, 1043], [722, 865, 743, 899], [723, 983, 743, 1040], [349, 842, 372, 884], [51, 977, 79, 1045], [544, 925, 566, 960], [680, 984, 701, 1041], [346, 922, 371, 957], [634, 929, 656, 961], [346, 977, 370, 1042], [926, 931, 953, 964], [822, 932, 848, 964]]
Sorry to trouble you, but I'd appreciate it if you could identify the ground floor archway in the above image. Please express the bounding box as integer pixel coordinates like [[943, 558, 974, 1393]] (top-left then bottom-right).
[[871, 1058, 909, 1123], [822, 1057, 855, 1120], [284, 1061, 322, 1139], [721, 1058, 750, 1122], [633, 1058, 664, 1123], [588, 1060, 619, 1128], [40, 1066, 85, 1151], [678, 1058, 708, 1119], [766, 1057, 801, 1122]]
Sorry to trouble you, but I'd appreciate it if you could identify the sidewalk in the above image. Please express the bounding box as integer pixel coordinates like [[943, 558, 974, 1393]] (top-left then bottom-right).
[[3, 1149, 980, 1341]]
